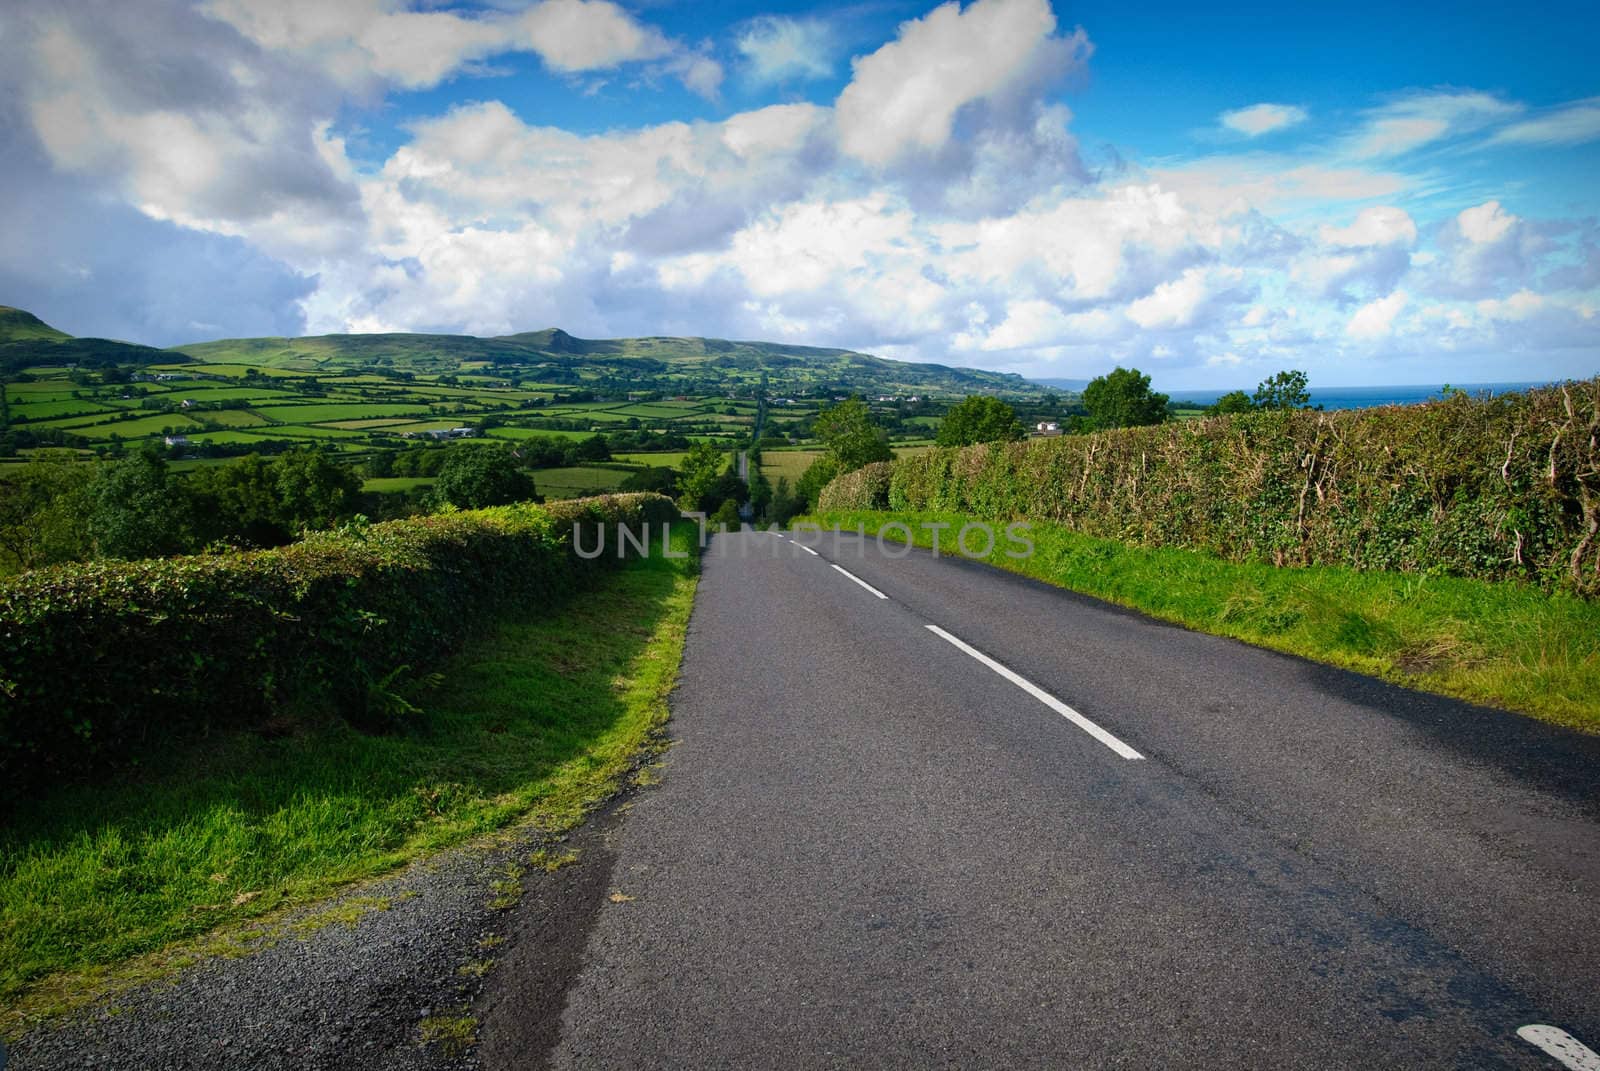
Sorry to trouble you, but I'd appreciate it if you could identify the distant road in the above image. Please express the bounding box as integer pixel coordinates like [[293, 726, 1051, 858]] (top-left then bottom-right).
[[490, 528, 1600, 1069]]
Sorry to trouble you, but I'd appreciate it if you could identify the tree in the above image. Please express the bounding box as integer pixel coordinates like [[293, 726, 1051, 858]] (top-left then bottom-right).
[[572, 434, 611, 462], [766, 476, 801, 526], [795, 455, 840, 512], [1208, 390, 1255, 416], [0, 454, 92, 572], [937, 396, 1026, 446], [188, 453, 294, 547], [1253, 369, 1312, 410], [676, 441, 727, 512], [710, 498, 741, 529], [87, 449, 192, 560], [434, 445, 536, 509], [274, 449, 363, 530], [619, 465, 676, 496], [813, 397, 891, 472], [1081, 367, 1169, 429]]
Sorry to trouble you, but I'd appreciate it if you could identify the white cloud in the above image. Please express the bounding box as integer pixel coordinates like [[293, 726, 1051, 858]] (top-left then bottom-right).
[[1493, 97, 1600, 146], [1344, 91, 1522, 158], [516, 0, 672, 73], [835, 0, 1089, 168], [1318, 206, 1417, 248], [201, 0, 714, 95], [1346, 290, 1409, 339], [4, 0, 1597, 383], [736, 16, 834, 84], [1457, 200, 1515, 244], [1220, 103, 1307, 137], [1126, 267, 1233, 329]]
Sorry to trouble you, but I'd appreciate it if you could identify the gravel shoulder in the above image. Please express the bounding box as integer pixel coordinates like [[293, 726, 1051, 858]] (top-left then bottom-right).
[[5, 780, 647, 1071]]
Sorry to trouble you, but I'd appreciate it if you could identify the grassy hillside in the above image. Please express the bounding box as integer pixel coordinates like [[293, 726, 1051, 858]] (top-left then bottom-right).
[[169, 325, 1041, 398], [0, 307, 179, 375], [0, 306, 70, 343]]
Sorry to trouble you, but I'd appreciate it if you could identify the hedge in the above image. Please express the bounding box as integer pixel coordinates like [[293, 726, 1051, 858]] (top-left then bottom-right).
[[822, 379, 1600, 594], [817, 461, 894, 511], [0, 493, 677, 800]]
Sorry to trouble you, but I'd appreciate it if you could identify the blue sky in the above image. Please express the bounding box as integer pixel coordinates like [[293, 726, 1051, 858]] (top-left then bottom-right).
[[2, 0, 1597, 387]]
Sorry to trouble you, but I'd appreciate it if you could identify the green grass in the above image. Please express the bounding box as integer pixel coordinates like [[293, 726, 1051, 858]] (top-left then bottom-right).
[[361, 476, 437, 493], [535, 465, 634, 499], [254, 402, 432, 423], [808, 510, 1600, 733], [758, 449, 823, 482], [198, 409, 271, 427], [613, 451, 689, 469], [46, 413, 203, 437], [0, 527, 699, 1026]]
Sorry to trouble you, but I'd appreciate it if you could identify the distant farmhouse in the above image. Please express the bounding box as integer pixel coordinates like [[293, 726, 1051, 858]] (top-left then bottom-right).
[[402, 427, 478, 440], [1034, 421, 1062, 436]]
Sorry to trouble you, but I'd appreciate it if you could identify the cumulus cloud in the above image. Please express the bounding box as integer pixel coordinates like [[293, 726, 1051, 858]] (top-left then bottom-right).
[[1346, 290, 1409, 339], [835, 0, 1090, 168], [1318, 206, 1417, 248], [1, 0, 1595, 383], [1220, 103, 1307, 137], [736, 15, 835, 84]]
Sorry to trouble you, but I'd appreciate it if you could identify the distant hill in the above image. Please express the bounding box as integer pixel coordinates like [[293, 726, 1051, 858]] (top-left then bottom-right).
[[0, 306, 182, 375], [0, 306, 71, 343], [1033, 377, 1090, 392], [169, 326, 1044, 397]]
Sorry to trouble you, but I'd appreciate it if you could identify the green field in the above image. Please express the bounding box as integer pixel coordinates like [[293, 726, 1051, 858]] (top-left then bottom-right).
[[362, 476, 437, 492], [759, 449, 823, 482], [613, 451, 690, 468], [200, 409, 272, 427], [254, 402, 435, 423], [534, 466, 634, 498]]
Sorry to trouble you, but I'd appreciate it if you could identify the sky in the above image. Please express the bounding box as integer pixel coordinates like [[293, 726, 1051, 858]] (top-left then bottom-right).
[[1, 1, 1597, 388]]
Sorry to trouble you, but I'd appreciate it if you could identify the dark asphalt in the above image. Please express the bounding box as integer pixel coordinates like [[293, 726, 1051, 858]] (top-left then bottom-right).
[[486, 527, 1600, 1070]]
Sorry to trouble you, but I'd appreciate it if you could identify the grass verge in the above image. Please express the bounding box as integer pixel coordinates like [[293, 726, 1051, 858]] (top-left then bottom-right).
[[0, 523, 698, 1029], [807, 510, 1600, 734]]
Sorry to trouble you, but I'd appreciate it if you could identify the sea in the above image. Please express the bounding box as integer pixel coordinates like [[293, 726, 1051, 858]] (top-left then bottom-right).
[[1162, 381, 1552, 412]]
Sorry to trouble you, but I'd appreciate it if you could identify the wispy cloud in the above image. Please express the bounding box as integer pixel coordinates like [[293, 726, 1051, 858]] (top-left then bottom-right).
[[1220, 103, 1307, 137], [1342, 90, 1521, 158], [735, 15, 835, 85], [1493, 97, 1600, 146]]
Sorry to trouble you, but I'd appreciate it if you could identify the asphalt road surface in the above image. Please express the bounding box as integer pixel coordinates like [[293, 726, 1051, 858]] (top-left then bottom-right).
[[485, 527, 1600, 1070]]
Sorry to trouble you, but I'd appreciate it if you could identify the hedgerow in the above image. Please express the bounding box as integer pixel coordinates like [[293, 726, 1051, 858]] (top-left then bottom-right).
[[0, 493, 677, 800], [816, 461, 894, 511], [824, 380, 1600, 594]]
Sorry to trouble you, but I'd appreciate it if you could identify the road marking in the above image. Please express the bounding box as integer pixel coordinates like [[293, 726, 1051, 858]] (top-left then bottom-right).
[[798, 544, 819, 556], [1519, 1026, 1600, 1070], [830, 564, 888, 600], [924, 625, 1144, 761]]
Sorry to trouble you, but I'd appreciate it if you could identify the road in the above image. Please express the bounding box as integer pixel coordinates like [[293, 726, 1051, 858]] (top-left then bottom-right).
[[483, 527, 1600, 1069]]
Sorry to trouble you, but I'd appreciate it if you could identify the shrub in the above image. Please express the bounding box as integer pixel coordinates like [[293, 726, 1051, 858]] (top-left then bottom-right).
[[0, 493, 677, 801], [833, 380, 1600, 594], [817, 461, 893, 511]]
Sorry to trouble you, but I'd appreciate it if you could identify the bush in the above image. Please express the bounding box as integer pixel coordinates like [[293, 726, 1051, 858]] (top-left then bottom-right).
[[0, 493, 677, 801], [829, 380, 1600, 594], [817, 461, 893, 511]]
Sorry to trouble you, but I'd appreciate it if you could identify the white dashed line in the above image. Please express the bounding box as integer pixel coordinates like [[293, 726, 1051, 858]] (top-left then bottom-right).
[[1519, 1026, 1600, 1070], [799, 544, 819, 556], [923, 625, 1143, 760], [830, 564, 888, 599]]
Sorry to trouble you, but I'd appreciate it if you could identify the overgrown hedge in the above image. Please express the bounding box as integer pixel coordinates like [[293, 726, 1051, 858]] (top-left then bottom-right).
[[817, 461, 894, 511], [0, 493, 677, 800], [821, 380, 1600, 593]]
